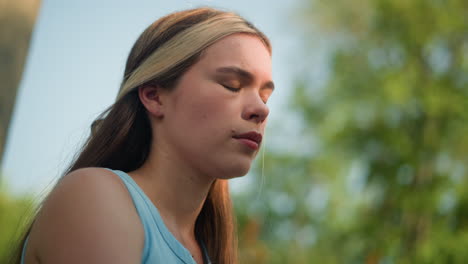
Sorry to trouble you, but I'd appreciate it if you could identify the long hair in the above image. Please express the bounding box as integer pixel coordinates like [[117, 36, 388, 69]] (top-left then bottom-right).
[[10, 7, 271, 264]]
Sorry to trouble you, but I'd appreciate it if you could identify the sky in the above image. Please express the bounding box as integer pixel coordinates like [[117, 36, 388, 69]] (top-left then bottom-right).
[[2, 0, 306, 195]]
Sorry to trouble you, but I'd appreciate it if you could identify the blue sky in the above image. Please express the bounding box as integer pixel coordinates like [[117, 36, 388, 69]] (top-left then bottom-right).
[[2, 0, 306, 195]]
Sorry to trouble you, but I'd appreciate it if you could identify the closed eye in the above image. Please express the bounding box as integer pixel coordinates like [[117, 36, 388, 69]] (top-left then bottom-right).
[[222, 84, 241, 93]]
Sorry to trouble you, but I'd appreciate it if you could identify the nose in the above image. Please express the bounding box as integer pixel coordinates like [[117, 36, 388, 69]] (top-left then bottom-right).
[[241, 92, 270, 124]]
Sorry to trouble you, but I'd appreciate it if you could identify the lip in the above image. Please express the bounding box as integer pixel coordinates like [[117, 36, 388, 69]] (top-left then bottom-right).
[[233, 131, 262, 150]]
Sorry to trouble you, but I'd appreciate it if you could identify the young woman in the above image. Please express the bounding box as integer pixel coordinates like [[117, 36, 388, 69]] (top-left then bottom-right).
[[14, 7, 274, 264]]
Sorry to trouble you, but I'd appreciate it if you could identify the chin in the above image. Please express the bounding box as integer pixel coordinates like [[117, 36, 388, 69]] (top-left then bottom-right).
[[215, 161, 252, 180]]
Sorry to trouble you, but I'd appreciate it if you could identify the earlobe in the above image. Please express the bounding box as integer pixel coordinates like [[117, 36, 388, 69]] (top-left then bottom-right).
[[138, 85, 164, 118]]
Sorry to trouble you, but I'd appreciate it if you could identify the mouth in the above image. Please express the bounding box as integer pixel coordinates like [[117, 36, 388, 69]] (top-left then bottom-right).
[[232, 131, 262, 150]]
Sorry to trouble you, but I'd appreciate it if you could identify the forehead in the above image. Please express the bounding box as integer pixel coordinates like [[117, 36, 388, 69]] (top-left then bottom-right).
[[196, 33, 272, 78]]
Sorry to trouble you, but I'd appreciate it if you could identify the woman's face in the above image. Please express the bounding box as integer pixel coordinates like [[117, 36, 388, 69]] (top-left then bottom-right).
[[159, 33, 273, 179]]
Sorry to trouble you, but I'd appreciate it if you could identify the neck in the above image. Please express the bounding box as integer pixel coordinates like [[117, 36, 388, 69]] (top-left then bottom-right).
[[128, 143, 215, 242]]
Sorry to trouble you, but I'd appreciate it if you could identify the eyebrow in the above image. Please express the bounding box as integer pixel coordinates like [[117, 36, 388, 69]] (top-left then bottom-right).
[[215, 66, 275, 91]]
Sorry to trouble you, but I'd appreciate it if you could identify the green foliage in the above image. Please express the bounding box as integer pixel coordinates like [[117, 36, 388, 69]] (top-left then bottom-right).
[[0, 180, 34, 264], [235, 0, 468, 263]]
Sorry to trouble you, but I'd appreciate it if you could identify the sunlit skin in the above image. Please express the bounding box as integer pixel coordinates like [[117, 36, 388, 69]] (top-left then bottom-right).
[[23, 33, 273, 264]]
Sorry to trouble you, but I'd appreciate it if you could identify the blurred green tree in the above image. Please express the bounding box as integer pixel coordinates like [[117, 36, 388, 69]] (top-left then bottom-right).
[[0, 179, 34, 263], [235, 0, 468, 263]]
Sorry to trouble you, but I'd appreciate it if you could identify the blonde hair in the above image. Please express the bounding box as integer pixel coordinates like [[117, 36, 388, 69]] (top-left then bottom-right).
[[118, 8, 271, 100]]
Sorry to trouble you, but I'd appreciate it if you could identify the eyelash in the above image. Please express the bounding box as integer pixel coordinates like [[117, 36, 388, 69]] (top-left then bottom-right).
[[222, 84, 270, 104], [222, 84, 241, 93]]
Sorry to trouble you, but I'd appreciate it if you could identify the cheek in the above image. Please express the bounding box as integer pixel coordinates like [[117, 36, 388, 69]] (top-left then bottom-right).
[[174, 92, 235, 142], [180, 83, 233, 121]]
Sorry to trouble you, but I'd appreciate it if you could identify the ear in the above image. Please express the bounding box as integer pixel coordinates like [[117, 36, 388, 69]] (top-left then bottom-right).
[[138, 85, 165, 118]]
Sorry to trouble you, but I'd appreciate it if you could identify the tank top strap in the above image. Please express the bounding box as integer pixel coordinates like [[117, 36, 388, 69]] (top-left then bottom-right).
[[20, 236, 29, 264], [106, 169, 196, 264]]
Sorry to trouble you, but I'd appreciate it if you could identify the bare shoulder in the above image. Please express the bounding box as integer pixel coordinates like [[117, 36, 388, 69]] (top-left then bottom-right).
[[25, 167, 144, 264]]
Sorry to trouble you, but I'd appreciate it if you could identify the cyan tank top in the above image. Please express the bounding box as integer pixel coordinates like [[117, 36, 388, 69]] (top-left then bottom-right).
[[21, 169, 211, 264]]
